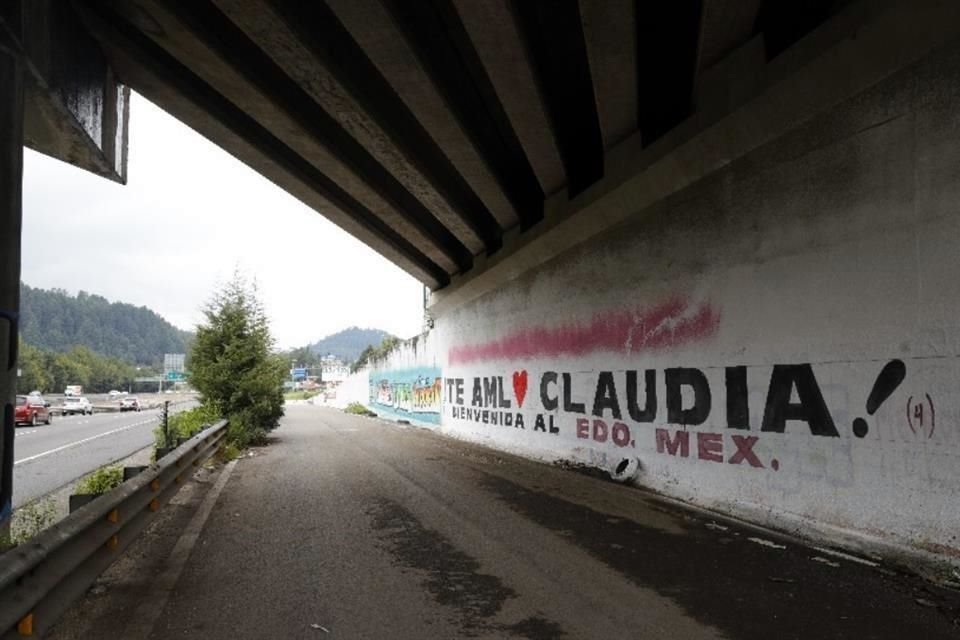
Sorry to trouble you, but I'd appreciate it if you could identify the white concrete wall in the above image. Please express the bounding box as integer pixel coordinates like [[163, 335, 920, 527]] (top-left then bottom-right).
[[365, 40, 960, 569], [327, 370, 367, 409]]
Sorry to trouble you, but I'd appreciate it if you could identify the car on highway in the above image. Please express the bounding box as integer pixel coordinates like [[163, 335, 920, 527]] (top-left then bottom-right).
[[62, 396, 94, 416], [15, 394, 52, 426], [119, 396, 142, 412]]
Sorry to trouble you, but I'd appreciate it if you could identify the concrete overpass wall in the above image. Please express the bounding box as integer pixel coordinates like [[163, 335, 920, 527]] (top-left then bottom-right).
[[362, 38, 960, 569]]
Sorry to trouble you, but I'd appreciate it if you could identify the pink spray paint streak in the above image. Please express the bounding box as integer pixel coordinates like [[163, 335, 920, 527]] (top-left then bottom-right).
[[448, 297, 721, 365]]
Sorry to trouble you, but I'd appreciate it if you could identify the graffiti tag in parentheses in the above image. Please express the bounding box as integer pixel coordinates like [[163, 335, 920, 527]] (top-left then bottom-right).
[[906, 394, 935, 438]]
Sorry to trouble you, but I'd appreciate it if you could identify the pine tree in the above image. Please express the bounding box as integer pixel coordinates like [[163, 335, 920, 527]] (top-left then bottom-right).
[[190, 275, 285, 446]]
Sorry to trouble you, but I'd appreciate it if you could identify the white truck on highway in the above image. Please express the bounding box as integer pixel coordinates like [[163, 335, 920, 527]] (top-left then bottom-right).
[[64, 385, 83, 397]]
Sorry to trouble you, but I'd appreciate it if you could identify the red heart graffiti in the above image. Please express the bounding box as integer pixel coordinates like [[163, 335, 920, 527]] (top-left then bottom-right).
[[513, 370, 528, 408]]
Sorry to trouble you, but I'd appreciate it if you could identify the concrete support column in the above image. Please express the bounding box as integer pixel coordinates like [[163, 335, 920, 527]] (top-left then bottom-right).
[[0, 45, 24, 535]]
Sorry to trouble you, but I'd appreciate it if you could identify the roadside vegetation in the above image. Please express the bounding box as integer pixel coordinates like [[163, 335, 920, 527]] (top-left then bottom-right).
[[189, 274, 286, 448], [345, 402, 376, 417], [154, 403, 222, 449], [74, 465, 124, 495], [2, 464, 127, 552], [0, 498, 58, 551], [284, 390, 319, 401]]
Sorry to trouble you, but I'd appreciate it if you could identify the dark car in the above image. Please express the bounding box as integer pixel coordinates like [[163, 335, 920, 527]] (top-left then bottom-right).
[[119, 396, 141, 412], [15, 394, 52, 426]]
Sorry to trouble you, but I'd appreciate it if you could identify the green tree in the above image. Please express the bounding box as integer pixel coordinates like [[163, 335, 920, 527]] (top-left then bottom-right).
[[17, 341, 50, 393], [190, 275, 285, 447], [66, 346, 136, 392], [46, 352, 91, 393]]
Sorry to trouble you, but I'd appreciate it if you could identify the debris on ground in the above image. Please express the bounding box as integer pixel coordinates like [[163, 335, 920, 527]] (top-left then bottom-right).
[[811, 546, 879, 568], [748, 537, 786, 550], [811, 556, 841, 568]]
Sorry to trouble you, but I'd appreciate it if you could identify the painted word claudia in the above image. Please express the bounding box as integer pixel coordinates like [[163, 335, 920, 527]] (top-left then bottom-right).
[[540, 366, 840, 435]]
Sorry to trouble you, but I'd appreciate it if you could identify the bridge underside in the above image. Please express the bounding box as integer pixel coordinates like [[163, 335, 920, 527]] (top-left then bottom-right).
[[25, 0, 860, 293]]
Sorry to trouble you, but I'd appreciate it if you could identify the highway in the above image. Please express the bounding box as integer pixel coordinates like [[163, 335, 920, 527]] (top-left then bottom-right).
[[12, 398, 196, 507]]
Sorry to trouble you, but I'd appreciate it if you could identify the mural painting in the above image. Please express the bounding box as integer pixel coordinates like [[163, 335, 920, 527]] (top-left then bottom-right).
[[369, 367, 442, 425]]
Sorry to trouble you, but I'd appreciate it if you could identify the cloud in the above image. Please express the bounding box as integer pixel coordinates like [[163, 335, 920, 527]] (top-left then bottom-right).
[[22, 93, 425, 349]]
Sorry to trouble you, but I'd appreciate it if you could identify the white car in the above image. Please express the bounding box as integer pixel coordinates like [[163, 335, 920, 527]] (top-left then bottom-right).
[[62, 396, 94, 416]]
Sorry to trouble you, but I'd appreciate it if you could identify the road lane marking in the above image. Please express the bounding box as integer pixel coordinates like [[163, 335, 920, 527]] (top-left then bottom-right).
[[14, 419, 156, 466]]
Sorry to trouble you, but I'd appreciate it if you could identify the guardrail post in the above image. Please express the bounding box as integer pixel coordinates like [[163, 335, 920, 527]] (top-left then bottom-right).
[[17, 613, 32, 636], [162, 401, 170, 447], [0, 31, 24, 540], [123, 466, 148, 481]]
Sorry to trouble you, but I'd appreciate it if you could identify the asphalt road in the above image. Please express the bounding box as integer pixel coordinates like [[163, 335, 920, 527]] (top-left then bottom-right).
[[12, 401, 196, 507], [53, 404, 959, 639]]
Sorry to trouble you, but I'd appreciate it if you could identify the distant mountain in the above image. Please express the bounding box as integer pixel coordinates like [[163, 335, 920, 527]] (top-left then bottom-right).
[[309, 327, 394, 363], [19, 282, 192, 366]]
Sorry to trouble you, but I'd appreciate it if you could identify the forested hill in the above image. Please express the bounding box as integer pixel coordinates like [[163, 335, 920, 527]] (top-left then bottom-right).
[[310, 327, 394, 363], [20, 283, 192, 365]]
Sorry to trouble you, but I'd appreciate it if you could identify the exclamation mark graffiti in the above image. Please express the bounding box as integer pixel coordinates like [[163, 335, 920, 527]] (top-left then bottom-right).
[[852, 359, 906, 437]]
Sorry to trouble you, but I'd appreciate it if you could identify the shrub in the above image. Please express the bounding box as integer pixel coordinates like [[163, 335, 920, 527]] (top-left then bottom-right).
[[345, 402, 375, 417], [155, 404, 222, 449], [75, 465, 124, 495], [227, 411, 268, 448], [218, 442, 241, 462], [0, 498, 59, 550]]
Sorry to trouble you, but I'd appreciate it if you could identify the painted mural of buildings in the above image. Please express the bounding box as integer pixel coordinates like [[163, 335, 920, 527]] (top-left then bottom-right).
[[369, 367, 441, 425]]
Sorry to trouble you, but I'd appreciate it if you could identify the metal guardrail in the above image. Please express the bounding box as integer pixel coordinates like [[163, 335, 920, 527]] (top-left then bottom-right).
[[0, 419, 228, 638]]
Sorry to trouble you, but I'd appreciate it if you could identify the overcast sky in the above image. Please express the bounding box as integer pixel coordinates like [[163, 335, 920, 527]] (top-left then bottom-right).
[[21, 93, 425, 350]]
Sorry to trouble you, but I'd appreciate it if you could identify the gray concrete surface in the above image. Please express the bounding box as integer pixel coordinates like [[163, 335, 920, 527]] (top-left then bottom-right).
[[49, 405, 960, 639], [12, 400, 197, 507]]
